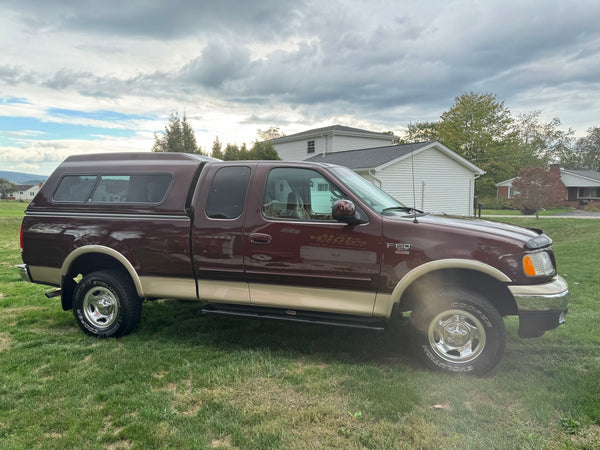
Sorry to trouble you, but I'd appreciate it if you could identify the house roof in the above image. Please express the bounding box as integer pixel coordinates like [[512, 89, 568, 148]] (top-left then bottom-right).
[[13, 184, 35, 190], [268, 125, 394, 144], [561, 168, 600, 186], [306, 141, 485, 175], [495, 178, 515, 187]]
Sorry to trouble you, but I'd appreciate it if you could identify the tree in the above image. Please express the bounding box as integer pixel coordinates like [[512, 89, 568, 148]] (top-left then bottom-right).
[[397, 121, 440, 144], [257, 126, 285, 141], [211, 137, 223, 159], [152, 113, 200, 153], [223, 143, 241, 161], [575, 127, 600, 171], [511, 166, 565, 218], [0, 178, 16, 199], [219, 141, 280, 160], [438, 92, 517, 161], [249, 141, 280, 160], [514, 111, 574, 164]]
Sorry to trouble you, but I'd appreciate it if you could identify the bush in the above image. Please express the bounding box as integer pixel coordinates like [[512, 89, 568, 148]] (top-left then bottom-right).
[[477, 196, 515, 210]]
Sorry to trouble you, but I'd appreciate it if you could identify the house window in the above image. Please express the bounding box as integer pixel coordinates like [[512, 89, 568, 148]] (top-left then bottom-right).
[[307, 140, 315, 154], [578, 187, 600, 199]]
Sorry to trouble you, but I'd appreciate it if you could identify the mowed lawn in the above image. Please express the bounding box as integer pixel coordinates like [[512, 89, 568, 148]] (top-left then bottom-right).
[[1, 200, 599, 449]]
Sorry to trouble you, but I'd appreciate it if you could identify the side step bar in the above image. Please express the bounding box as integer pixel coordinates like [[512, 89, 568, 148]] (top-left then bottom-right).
[[45, 289, 62, 299], [202, 303, 387, 331]]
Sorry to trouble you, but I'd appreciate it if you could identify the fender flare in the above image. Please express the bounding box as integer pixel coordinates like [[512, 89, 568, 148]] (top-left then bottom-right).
[[61, 245, 144, 298], [386, 258, 512, 317]]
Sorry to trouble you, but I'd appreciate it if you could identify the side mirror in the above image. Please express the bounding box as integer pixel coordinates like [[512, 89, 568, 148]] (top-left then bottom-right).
[[332, 199, 364, 225]]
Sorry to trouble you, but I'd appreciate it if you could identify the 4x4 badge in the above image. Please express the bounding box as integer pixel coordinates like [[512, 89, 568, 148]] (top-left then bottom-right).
[[387, 242, 411, 254]]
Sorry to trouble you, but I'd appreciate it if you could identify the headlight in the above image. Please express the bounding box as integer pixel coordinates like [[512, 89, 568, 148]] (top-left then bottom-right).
[[523, 252, 555, 277]]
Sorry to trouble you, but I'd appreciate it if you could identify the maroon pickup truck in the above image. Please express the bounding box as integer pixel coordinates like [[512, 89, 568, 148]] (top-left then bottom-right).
[[18, 152, 568, 374]]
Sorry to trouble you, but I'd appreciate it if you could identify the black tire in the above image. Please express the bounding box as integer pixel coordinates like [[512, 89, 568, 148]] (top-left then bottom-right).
[[409, 287, 506, 375], [73, 270, 142, 338]]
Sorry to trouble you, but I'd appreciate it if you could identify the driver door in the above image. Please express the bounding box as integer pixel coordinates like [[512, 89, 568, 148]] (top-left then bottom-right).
[[244, 166, 383, 316]]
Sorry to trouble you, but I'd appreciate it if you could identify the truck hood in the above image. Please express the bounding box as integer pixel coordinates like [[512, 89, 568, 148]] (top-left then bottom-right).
[[388, 213, 551, 249]]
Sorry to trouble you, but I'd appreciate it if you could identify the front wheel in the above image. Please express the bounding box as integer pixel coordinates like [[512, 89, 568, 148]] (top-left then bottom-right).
[[73, 270, 142, 337], [409, 288, 506, 375]]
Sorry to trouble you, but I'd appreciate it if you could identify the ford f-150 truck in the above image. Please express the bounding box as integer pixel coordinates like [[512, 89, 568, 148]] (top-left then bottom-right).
[[18, 152, 569, 374]]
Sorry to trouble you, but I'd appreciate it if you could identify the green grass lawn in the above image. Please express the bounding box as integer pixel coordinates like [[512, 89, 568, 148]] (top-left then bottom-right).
[[1, 201, 599, 448], [482, 207, 574, 216]]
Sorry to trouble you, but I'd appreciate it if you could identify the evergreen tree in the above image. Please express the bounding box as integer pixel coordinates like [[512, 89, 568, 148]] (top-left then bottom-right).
[[211, 137, 223, 159], [152, 113, 200, 153]]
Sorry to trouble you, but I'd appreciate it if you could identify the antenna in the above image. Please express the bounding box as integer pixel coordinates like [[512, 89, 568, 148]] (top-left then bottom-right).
[[410, 143, 418, 223]]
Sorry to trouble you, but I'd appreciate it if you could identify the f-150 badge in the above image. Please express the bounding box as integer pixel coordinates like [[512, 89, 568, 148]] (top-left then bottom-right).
[[387, 242, 411, 254]]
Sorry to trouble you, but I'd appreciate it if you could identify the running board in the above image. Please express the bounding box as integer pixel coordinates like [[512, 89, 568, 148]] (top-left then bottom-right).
[[45, 289, 62, 299], [202, 304, 387, 331]]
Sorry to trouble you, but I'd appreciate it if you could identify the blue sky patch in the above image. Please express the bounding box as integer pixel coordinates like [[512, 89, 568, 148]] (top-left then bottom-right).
[[47, 108, 152, 122], [0, 114, 138, 146], [0, 97, 31, 105]]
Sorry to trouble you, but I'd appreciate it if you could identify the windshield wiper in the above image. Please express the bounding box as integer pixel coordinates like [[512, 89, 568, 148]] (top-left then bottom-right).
[[381, 206, 424, 214]]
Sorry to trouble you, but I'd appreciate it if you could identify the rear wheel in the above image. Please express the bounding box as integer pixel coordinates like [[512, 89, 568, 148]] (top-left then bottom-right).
[[409, 287, 506, 375], [73, 270, 142, 337]]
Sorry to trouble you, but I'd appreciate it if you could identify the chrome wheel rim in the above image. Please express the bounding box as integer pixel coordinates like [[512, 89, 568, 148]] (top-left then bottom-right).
[[82, 286, 118, 329], [427, 309, 486, 364]]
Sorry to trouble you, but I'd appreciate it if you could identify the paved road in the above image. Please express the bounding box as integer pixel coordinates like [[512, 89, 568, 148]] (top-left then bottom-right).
[[482, 210, 600, 219]]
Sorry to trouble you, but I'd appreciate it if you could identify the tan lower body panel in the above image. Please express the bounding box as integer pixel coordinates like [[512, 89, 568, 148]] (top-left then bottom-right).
[[249, 283, 376, 316], [28, 265, 61, 287], [139, 276, 198, 301], [198, 280, 250, 304]]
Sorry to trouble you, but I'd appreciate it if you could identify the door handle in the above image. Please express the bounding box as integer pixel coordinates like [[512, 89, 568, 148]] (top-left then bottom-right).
[[249, 233, 272, 244]]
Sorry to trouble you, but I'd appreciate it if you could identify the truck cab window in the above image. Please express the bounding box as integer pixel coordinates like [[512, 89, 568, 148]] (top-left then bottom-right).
[[262, 168, 344, 221], [206, 166, 251, 219]]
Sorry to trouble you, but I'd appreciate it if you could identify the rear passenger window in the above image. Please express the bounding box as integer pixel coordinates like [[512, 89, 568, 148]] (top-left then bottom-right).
[[53, 176, 97, 202], [53, 174, 172, 204], [206, 166, 251, 219]]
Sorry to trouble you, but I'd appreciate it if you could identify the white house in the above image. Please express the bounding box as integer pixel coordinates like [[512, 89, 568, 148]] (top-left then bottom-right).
[[268, 125, 484, 216], [269, 125, 395, 161], [306, 142, 484, 216], [8, 183, 43, 201]]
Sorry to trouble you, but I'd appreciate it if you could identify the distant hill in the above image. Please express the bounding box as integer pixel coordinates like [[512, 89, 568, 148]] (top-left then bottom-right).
[[0, 171, 48, 184]]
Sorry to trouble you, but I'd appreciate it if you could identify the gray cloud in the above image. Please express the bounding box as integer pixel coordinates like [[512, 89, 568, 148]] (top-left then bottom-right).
[[2, 0, 600, 132], [4, 0, 307, 40]]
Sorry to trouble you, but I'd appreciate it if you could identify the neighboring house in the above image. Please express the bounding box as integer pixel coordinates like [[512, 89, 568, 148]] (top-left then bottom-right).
[[7, 183, 43, 201], [306, 141, 485, 216], [495, 178, 519, 199], [269, 125, 395, 161], [496, 166, 600, 208]]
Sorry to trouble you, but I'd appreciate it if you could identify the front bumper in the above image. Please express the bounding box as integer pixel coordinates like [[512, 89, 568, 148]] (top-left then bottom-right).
[[508, 276, 569, 338], [17, 264, 33, 283]]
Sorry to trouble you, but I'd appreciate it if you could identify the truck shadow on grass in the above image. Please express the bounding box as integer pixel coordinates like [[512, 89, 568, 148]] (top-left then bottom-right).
[[137, 299, 415, 366]]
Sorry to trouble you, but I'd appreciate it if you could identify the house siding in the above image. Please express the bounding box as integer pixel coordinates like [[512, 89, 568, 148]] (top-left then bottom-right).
[[497, 186, 509, 199], [274, 134, 393, 161], [7, 183, 42, 201], [373, 148, 475, 216]]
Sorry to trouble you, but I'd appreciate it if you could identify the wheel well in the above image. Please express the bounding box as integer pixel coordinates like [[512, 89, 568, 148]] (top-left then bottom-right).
[[61, 252, 133, 311], [398, 268, 517, 317]]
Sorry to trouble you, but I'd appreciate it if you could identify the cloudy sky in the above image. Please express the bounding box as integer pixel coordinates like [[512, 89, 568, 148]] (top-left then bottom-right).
[[1, 0, 600, 175]]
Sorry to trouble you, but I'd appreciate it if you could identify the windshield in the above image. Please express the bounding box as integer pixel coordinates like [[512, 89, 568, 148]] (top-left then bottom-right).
[[328, 166, 405, 213]]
